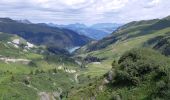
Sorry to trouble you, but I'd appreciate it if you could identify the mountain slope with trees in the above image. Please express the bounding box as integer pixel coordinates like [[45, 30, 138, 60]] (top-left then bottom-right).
[[0, 18, 92, 52], [75, 16, 170, 60], [69, 48, 170, 100], [66, 15, 170, 100]]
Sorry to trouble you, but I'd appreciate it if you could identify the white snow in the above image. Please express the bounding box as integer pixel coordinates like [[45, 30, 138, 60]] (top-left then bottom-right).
[[92, 62, 101, 64], [65, 69, 76, 73], [27, 42, 34, 48], [58, 66, 63, 70], [9, 39, 35, 49], [57, 66, 76, 73], [7, 41, 19, 48], [13, 44, 19, 48], [67, 46, 80, 53], [7, 42, 11, 44], [12, 39, 20, 44]]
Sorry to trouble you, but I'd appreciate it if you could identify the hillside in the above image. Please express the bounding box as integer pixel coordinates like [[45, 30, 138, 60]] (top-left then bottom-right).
[[1, 0, 170, 99], [69, 48, 170, 100], [1, 15, 170, 100], [66, 15, 170, 100], [76, 16, 170, 59], [69, 16, 170, 87], [0, 18, 92, 51], [153, 36, 170, 56], [0, 32, 82, 99]]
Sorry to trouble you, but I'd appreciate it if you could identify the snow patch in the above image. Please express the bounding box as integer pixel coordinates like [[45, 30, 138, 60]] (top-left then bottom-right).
[[58, 66, 63, 70], [27, 42, 34, 48], [7, 41, 19, 48], [12, 39, 20, 44], [57, 65, 76, 73], [92, 62, 101, 64], [65, 69, 76, 73], [8, 39, 36, 49], [67, 46, 80, 53]]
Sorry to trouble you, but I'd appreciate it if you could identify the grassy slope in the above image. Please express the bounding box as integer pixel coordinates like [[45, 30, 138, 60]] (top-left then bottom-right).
[[88, 27, 170, 59], [69, 48, 170, 100], [0, 32, 80, 99], [70, 16, 170, 98], [75, 16, 170, 78]]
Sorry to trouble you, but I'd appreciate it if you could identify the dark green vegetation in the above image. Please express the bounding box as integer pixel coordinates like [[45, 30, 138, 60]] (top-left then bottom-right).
[[69, 48, 170, 100], [0, 18, 92, 52], [153, 36, 170, 56]]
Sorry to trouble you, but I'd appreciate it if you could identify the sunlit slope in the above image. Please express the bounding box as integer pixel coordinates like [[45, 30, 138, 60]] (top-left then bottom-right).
[[76, 16, 170, 60], [0, 32, 79, 99], [69, 48, 170, 100]]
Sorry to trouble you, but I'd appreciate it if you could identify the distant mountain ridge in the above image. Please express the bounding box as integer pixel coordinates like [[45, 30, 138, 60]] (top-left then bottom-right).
[[0, 18, 92, 53], [48, 23, 122, 40], [16, 19, 32, 24]]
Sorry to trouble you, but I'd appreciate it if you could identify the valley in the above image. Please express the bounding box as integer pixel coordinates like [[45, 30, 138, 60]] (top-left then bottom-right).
[[0, 0, 170, 100], [49, 23, 122, 40], [0, 15, 170, 100], [68, 15, 170, 100]]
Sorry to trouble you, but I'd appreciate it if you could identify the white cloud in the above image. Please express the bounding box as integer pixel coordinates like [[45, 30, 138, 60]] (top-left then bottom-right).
[[87, 0, 129, 13], [149, 0, 161, 5], [0, 0, 169, 24], [61, 0, 86, 6]]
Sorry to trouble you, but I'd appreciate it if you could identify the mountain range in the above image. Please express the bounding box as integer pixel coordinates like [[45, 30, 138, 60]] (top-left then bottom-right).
[[48, 23, 122, 40], [0, 18, 92, 54], [76, 16, 170, 54], [0, 15, 170, 100]]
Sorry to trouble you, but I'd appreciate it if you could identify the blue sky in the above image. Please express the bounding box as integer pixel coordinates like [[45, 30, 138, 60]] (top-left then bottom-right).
[[0, 0, 170, 25]]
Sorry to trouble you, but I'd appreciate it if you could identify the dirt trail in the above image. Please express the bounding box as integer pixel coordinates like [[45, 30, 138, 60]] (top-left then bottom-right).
[[0, 56, 30, 64], [74, 73, 79, 83]]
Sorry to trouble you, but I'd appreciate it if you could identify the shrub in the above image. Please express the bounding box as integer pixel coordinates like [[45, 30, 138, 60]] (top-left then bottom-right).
[[23, 79, 30, 85], [112, 48, 170, 87], [11, 75, 15, 82], [28, 61, 37, 67]]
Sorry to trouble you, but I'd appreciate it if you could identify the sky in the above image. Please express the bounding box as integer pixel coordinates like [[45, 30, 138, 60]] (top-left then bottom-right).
[[0, 0, 170, 25]]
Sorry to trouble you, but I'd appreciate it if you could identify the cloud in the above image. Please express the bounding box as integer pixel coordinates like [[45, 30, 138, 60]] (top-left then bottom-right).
[[149, 0, 161, 6], [144, 0, 161, 8], [0, 0, 169, 24]]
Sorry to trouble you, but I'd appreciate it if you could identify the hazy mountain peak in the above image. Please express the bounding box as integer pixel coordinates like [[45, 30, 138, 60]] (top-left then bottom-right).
[[91, 23, 122, 28], [49, 22, 122, 40], [0, 18, 15, 23], [16, 19, 32, 24]]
